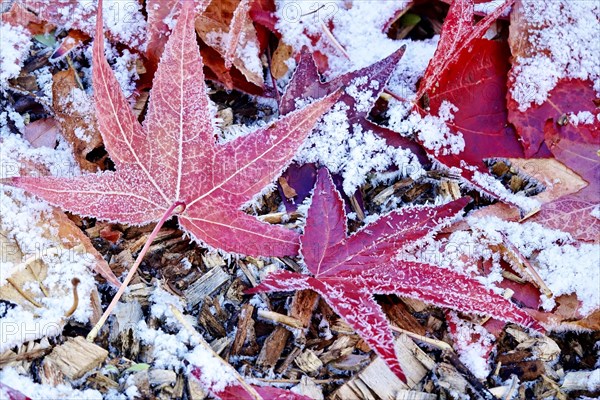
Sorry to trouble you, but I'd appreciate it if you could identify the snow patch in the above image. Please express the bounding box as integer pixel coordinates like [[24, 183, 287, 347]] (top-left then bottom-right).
[[509, 0, 600, 111]]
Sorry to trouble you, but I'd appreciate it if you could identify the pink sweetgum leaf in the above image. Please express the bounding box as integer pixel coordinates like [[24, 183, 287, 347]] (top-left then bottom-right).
[[10, 0, 340, 257], [0, 383, 29, 400], [249, 168, 541, 381]]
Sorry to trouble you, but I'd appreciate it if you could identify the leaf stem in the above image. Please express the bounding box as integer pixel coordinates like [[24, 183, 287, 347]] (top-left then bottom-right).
[[87, 202, 185, 342]]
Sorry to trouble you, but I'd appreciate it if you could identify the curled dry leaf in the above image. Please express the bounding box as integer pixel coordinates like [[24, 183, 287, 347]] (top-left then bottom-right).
[[22, 118, 59, 149], [52, 69, 104, 172], [195, 0, 264, 89]]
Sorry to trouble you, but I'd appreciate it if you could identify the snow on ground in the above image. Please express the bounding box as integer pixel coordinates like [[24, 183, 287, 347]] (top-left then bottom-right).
[[509, 0, 600, 111], [295, 101, 423, 195], [0, 367, 103, 399], [0, 23, 32, 86], [412, 216, 600, 318], [275, 0, 410, 76]]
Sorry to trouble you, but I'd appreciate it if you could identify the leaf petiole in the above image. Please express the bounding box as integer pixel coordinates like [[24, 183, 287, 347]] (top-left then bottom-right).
[[86, 201, 185, 342]]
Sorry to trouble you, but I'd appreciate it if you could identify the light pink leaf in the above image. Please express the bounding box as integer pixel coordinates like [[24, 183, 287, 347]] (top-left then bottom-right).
[[11, 0, 340, 257]]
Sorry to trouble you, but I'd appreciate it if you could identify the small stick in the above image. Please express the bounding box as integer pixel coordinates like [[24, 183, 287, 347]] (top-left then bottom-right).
[[64, 278, 80, 317], [6, 277, 42, 308], [169, 305, 264, 400], [390, 325, 454, 352], [87, 202, 184, 342], [320, 21, 351, 60], [66, 55, 85, 90], [257, 309, 304, 329]]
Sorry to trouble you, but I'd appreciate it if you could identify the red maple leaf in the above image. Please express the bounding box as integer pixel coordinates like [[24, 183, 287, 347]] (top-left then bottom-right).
[[9, 0, 339, 257], [416, 0, 514, 100], [248, 168, 541, 381], [529, 114, 600, 242]]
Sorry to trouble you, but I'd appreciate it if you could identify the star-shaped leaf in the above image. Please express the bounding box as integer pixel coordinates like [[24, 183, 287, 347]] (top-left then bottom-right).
[[249, 168, 541, 381], [10, 0, 340, 257]]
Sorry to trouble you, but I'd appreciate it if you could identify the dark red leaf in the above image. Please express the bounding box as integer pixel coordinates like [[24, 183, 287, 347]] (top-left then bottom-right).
[[250, 168, 540, 381]]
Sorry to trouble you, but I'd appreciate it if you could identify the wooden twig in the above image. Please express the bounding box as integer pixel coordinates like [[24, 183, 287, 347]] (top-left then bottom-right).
[[390, 325, 454, 352]]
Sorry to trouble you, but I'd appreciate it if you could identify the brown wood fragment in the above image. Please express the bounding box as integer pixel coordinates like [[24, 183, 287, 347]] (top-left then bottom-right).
[[499, 360, 545, 381], [183, 266, 229, 308], [230, 304, 258, 357], [46, 336, 108, 380], [256, 326, 290, 369], [198, 297, 227, 338], [277, 347, 302, 375], [257, 290, 319, 368], [381, 297, 426, 336]]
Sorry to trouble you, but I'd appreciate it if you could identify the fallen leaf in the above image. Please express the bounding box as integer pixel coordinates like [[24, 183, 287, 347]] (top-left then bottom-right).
[[416, 0, 514, 100], [52, 68, 103, 172], [196, 0, 264, 88], [11, 0, 340, 257], [249, 168, 540, 381], [22, 118, 59, 149]]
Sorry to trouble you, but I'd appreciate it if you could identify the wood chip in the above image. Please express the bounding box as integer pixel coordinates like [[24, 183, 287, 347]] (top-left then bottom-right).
[[46, 336, 108, 380], [183, 266, 229, 308], [334, 334, 434, 399], [294, 349, 323, 375]]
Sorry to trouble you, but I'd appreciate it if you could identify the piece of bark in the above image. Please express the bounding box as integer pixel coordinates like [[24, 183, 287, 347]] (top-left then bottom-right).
[[561, 369, 600, 392], [499, 360, 546, 381], [320, 335, 358, 364], [148, 369, 177, 389], [198, 298, 227, 338], [256, 290, 319, 368], [330, 354, 371, 372], [40, 358, 65, 386], [109, 301, 143, 359], [381, 297, 426, 336], [256, 326, 290, 369], [45, 336, 108, 379], [334, 334, 434, 399], [230, 304, 258, 357], [395, 391, 437, 400], [183, 266, 229, 308]]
